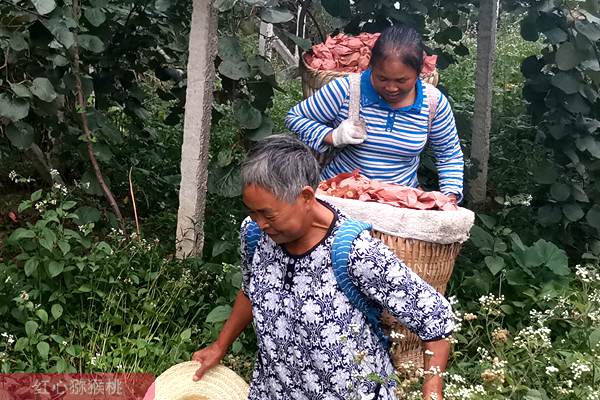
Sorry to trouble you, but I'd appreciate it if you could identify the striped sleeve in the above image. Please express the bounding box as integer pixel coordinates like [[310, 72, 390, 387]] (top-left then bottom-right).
[[285, 76, 350, 153], [429, 91, 464, 201]]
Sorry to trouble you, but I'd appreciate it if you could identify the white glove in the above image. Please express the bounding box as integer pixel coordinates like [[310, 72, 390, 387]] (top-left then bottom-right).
[[331, 119, 367, 148]]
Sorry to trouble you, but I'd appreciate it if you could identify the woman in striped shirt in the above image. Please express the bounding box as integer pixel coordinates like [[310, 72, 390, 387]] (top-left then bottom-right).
[[286, 25, 464, 202]]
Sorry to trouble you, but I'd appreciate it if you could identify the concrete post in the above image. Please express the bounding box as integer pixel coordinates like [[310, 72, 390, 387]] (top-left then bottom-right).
[[176, 0, 218, 258]]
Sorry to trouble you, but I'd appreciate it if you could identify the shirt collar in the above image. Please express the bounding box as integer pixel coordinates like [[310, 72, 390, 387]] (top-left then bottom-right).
[[360, 68, 424, 113]]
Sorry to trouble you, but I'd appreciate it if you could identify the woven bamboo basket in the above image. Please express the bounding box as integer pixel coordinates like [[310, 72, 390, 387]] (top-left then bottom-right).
[[373, 233, 462, 371], [300, 54, 440, 99]]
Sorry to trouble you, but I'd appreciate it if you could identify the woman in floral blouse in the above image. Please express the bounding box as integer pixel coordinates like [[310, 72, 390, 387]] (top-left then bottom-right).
[[191, 135, 455, 400]]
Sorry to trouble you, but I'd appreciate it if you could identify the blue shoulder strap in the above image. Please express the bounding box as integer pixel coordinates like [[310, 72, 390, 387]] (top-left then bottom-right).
[[243, 219, 390, 349], [332, 220, 390, 349]]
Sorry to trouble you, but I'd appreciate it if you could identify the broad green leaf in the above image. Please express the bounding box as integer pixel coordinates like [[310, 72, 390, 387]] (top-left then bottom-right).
[[51, 304, 63, 320], [155, 0, 172, 11], [24, 258, 39, 277], [537, 205, 562, 226], [62, 201, 77, 210], [25, 320, 39, 337], [10, 32, 28, 51], [32, 0, 57, 15], [31, 189, 43, 202], [260, 7, 293, 23], [576, 135, 600, 158], [506, 269, 527, 286], [247, 116, 273, 141], [10, 83, 32, 98], [564, 93, 591, 114], [48, 261, 64, 277], [551, 71, 579, 94], [555, 42, 579, 71], [484, 255, 505, 276], [84, 7, 106, 27], [8, 227, 36, 242], [575, 20, 600, 42], [180, 328, 192, 340], [218, 60, 250, 80], [0, 94, 30, 121], [218, 36, 244, 61], [52, 54, 69, 67], [207, 166, 242, 198], [234, 100, 262, 129], [81, 170, 105, 196], [550, 183, 570, 201], [542, 27, 567, 44], [477, 214, 496, 230], [532, 162, 558, 184], [321, 0, 352, 18], [74, 206, 101, 224], [37, 341, 50, 359], [35, 309, 48, 324], [586, 205, 600, 231], [44, 19, 74, 49], [469, 225, 494, 249], [205, 305, 232, 323], [248, 56, 274, 76], [523, 389, 544, 400], [281, 31, 312, 51], [77, 285, 92, 293], [590, 328, 600, 349], [214, 0, 237, 12], [535, 239, 570, 276], [31, 78, 57, 102], [92, 143, 113, 163], [6, 122, 35, 149], [56, 358, 68, 373], [78, 35, 105, 53], [563, 203, 584, 222], [14, 337, 28, 352]]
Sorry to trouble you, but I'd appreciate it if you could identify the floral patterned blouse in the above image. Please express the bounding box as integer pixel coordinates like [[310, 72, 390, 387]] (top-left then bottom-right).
[[240, 201, 455, 400]]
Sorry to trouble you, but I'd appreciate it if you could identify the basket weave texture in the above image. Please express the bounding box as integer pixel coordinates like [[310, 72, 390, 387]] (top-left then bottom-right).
[[300, 55, 440, 99], [372, 232, 462, 370]]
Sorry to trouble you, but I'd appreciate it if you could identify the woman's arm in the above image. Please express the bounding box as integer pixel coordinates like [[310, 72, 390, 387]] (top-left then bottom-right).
[[422, 338, 451, 399], [285, 77, 350, 152], [192, 290, 253, 380], [428, 91, 464, 202]]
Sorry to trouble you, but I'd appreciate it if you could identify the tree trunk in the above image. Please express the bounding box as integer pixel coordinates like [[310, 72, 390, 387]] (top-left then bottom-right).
[[468, 0, 499, 206], [176, 0, 218, 258]]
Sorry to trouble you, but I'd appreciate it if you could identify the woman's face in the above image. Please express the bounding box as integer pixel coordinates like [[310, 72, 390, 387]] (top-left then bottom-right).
[[370, 57, 418, 104], [242, 184, 312, 245]]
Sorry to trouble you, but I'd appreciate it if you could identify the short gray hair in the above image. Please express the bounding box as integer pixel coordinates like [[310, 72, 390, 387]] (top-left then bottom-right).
[[241, 134, 320, 203]]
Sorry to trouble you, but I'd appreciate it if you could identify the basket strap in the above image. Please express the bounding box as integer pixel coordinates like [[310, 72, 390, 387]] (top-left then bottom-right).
[[348, 73, 361, 123], [424, 83, 439, 135]]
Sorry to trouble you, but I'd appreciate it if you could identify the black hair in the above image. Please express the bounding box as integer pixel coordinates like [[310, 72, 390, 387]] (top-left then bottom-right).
[[370, 24, 424, 74]]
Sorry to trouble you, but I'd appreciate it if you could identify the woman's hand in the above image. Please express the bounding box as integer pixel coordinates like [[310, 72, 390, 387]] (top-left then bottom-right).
[[191, 342, 227, 381], [331, 120, 367, 147]]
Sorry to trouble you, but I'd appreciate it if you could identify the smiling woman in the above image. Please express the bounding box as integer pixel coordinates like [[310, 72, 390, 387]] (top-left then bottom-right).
[[190, 135, 455, 400], [286, 24, 465, 202]]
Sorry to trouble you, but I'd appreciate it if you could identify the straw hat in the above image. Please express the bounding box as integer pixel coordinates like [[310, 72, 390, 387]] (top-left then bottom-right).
[[146, 362, 249, 400]]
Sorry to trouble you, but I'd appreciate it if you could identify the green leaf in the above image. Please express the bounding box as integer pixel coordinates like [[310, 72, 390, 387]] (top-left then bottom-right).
[[576, 135, 600, 158], [30, 78, 57, 102], [25, 320, 39, 337], [533, 162, 558, 184], [575, 20, 600, 42], [590, 328, 600, 349], [506, 269, 527, 286], [10, 32, 28, 51], [280, 30, 312, 51], [0, 94, 30, 121], [84, 7, 106, 27], [248, 56, 274, 76], [35, 309, 48, 324], [155, 0, 172, 11], [551, 72, 579, 94], [37, 341, 50, 359], [469, 225, 494, 249], [62, 201, 77, 210], [542, 27, 567, 44], [74, 206, 101, 224], [477, 214, 496, 230], [563, 203, 584, 222], [218, 60, 251, 80], [550, 183, 570, 201], [207, 166, 242, 198], [234, 100, 262, 129], [586, 205, 600, 231], [44, 19, 74, 49], [6, 122, 35, 149], [51, 304, 63, 320], [321, 0, 351, 18], [484, 255, 505, 276], [247, 116, 273, 141], [14, 337, 28, 352], [9, 228, 36, 242], [214, 0, 237, 12], [565, 94, 591, 114], [535, 239, 570, 276], [555, 42, 579, 70], [78, 35, 105, 53], [32, 0, 57, 15], [205, 305, 232, 323], [180, 328, 192, 341], [24, 258, 39, 277], [260, 7, 294, 23], [52, 54, 69, 67], [218, 36, 244, 61], [77, 285, 92, 293], [537, 205, 562, 226], [10, 83, 32, 98], [48, 261, 64, 277], [524, 389, 544, 400]]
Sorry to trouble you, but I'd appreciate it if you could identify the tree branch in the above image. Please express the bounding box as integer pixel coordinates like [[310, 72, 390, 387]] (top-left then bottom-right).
[[71, 0, 125, 228], [297, 0, 325, 43]]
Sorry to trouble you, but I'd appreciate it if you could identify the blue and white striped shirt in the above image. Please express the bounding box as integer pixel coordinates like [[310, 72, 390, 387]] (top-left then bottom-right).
[[285, 69, 464, 200]]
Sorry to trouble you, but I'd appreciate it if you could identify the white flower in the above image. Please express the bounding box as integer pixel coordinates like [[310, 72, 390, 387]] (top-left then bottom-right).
[[545, 365, 558, 375]]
